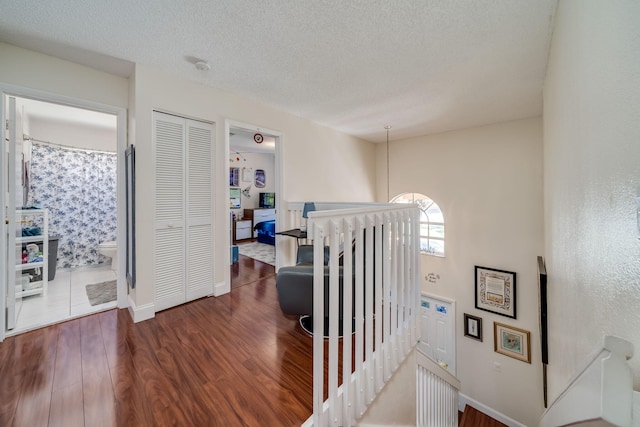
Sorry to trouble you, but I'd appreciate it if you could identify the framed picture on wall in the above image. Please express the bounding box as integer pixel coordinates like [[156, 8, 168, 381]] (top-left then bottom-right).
[[230, 188, 241, 209], [475, 265, 517, 319], [464, 313, 483, 341], [494, 322, 531, 363], [229, 167, 239, 187], [242, 167, 253, 182], [254, 169, 266, 188]]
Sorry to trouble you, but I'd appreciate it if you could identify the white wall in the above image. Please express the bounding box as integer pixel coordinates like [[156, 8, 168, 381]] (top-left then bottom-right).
[[376, 117, 544, 426], [543, 0, 640, 400], [24, 116, 117, 152], [229, 152, 275, 212], [131, 63, 377, 309], [0, 43, 129, 109]]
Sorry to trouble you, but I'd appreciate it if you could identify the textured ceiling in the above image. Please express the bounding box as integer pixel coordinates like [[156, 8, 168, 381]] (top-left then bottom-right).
[[0, 0, 557, 143]]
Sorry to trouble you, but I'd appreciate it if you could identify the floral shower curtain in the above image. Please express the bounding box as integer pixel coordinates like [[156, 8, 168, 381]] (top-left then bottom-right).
[[27, 142, 117, 269]]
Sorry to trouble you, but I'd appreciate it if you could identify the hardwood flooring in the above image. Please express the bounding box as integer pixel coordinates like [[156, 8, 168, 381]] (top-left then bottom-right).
[[459, 405, 508, 426], [0, 255, 315, 426]]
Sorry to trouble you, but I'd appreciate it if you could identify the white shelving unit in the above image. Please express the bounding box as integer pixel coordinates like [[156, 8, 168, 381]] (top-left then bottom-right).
[[15, 209, 49, 297]]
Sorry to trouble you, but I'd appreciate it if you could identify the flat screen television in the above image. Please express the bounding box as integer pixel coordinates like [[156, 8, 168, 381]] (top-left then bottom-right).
[[259, 192, 275, 209]]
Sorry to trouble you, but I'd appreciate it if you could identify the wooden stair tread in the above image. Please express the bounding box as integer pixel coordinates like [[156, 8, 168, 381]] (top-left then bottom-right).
[[459, 405, 508, 427]]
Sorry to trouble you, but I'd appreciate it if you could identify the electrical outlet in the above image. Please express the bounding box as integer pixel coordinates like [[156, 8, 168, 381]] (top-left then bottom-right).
[[493, 361, 501, 371]]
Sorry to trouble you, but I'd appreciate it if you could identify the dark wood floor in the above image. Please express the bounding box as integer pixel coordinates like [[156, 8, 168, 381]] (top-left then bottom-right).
[[460, 405, 508, 426], [0, 255, 315, 427]]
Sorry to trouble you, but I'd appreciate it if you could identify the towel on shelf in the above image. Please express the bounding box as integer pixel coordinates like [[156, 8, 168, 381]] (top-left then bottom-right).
[[21, 227, 42, 236]]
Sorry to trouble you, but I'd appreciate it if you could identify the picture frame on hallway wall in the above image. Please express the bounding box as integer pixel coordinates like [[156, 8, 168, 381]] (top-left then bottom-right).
[[475, 265, 517, 319], [463, 313, 483, 342], [254, 169, 266, 188], [494, 322, 531, 363]]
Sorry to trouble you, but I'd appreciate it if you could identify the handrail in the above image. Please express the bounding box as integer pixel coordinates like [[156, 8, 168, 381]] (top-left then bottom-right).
[[539, 335, 634, 427], [416, 343, 460, 427], [296, 202, 421, 427], [416, 343, 461, 391]]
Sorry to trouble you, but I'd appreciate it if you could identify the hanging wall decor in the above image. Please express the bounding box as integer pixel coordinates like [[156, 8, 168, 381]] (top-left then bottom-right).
[[242, 167, 253, 182], [494, 322, 531, 363], [475, 265, 517, 319], [242, 186, 251, 197], [230, 167, 240, 186], [255, 169, 266, 188]]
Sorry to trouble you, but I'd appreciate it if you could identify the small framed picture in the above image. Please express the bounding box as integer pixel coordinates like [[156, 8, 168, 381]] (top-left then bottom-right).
[[464, 313, 482, 341], [242, 167, 253, 182], [475, 265, 516, 319], [254, 169, 266, 188], [494, 322, 531, 363]]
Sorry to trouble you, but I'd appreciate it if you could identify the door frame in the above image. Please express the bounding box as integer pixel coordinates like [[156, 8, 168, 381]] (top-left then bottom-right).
[[0, 83, 127, 341], [225, 119, 283, 288]]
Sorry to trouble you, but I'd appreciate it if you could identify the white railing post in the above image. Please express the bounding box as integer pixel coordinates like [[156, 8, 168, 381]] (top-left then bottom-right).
[[311, 220, 325, 427], [328, 220, 340, 426], [382, 211, 392, 382], [298, 203, 421, 427], [341, 218, 354, 426], [374, 213, 384, 393], [364, 214, 375, 405], [416, 344, 461, 427], [354, 216, 365, 419], [390, 210, 399, 371]]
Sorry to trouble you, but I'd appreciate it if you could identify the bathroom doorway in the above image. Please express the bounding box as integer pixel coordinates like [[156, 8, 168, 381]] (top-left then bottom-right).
[[2, 91, 126, 337]]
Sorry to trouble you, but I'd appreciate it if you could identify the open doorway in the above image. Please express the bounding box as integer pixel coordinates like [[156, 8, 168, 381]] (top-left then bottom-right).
[[1, 90, 126, 338], [228, 123, 280, 290]]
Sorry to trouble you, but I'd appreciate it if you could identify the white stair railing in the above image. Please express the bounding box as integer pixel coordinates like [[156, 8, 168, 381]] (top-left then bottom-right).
[[416, 343, 461, 427], [298, 203, 421, 427], [539, 335, 635, 427]]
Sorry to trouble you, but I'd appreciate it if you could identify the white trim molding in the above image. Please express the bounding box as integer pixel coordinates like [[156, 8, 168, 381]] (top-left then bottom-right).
[[214, 280, 229, 296], [127, 296, 155, 323], [458, 393, 527, 427]]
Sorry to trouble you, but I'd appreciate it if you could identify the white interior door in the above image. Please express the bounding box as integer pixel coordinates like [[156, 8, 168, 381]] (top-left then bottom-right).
[[185, 119, 214, 300], [153, 112, 186, 311], [153, 112, 215, 311], [420, 293, 456, 375]]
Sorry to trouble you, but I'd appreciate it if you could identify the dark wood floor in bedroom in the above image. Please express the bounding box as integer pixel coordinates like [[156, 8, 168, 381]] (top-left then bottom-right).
[[0, 255, 315, 427]]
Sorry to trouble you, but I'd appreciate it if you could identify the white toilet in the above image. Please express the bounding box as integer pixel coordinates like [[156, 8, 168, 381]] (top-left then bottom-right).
[[98, 241, 117, 272]]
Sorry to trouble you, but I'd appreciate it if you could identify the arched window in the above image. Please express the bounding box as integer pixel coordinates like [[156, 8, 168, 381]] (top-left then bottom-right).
[[391, 193, 445, 257]]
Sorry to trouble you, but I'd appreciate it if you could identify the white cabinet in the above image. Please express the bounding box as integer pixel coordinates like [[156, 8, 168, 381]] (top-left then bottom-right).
[[153, 112, 215, 312], [234, 220, 252, 242], [15, 209, 49, 298]]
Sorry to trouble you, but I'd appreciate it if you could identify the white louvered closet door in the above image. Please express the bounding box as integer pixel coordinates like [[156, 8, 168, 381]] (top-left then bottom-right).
[[153, 112, 215, 312], [185, 119, 214, 301]]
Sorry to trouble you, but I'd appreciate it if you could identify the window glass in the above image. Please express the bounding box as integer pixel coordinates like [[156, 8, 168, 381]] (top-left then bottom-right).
[[392, 193, 445, 257]]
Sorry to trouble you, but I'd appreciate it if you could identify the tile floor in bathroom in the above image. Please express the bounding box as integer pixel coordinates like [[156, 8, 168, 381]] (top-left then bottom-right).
[[9, 264, 117, 335]]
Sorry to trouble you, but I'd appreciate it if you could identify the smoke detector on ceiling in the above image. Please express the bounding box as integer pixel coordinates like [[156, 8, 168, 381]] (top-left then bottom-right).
[[195, 61, 211, 71]]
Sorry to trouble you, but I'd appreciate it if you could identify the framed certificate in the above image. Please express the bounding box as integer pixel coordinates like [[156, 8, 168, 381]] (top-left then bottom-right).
[[475, 265, 516, 319]]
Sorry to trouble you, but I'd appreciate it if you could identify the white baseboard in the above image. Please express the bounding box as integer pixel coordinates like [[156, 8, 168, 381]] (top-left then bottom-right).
[[214, 280, 230, 296], [459, 393, 526, 427], [127, 296, 155, 323], [357, 424, 413, 427]]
